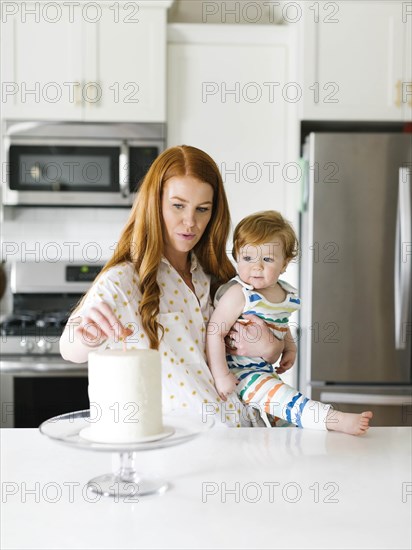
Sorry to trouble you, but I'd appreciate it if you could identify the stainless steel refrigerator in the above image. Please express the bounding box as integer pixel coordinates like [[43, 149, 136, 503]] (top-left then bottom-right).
[[299, 133, 412, 426]]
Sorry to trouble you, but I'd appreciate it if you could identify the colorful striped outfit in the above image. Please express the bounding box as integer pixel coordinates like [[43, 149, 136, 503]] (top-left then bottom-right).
[[215, 276, 331, 429]]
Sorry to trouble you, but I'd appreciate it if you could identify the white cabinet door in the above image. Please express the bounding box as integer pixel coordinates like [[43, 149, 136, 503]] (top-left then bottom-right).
[[168, 25, 299, 230], [403, 5, 412, 121], [83, 4, 167, 122], [301, 1, 407, 121], [1, 3, 83, 120], [1, 1, 171, 122]]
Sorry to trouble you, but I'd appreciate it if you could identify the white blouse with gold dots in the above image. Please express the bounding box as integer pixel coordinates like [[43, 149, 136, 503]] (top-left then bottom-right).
[[76, 254, 254, 428]]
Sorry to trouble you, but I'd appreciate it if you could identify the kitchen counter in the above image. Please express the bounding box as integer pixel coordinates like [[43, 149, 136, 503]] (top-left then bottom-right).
[[1, 426, 411, 550]]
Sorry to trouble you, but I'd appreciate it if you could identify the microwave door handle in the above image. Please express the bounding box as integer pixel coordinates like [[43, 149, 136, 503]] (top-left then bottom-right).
[[394, 167, 411, 350], [119, 144, 129, 198]]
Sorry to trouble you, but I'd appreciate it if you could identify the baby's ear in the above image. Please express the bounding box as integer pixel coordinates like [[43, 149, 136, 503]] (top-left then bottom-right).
[[281, 259, 290, 274]]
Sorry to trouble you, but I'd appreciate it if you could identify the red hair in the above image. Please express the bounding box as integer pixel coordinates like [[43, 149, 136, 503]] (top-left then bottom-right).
[[76, 145, 235, 349]]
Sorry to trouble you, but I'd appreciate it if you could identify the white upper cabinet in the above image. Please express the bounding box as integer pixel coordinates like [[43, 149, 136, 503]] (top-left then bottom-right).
[[1, 1, 173, 122], [300, 1, 412, 121], [404, 5, 412, 120], [167, 24, 300, 234], [1, 4, 83, 120], [83, 3, 169, 122]]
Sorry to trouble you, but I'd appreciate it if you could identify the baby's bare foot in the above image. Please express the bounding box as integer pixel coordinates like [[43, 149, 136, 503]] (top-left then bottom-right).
[[326, 410, 373, 435]]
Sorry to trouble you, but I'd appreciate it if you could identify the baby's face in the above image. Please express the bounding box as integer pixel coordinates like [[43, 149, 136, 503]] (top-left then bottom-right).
[[237, 240, 288, 290]]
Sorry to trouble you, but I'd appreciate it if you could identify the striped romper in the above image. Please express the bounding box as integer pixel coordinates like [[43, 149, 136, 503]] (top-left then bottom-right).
[[214, 276, 331, 429]]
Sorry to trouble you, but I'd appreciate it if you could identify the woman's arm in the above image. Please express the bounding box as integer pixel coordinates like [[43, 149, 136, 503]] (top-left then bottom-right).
[[60, 267, 137, 364], [59, 304, 132, 364]]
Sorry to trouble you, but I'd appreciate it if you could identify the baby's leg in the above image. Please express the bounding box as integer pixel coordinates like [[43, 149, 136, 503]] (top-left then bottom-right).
[[237, 372, 329, 429], [326, 410, 373, 435], [237, 372, 372, 434]]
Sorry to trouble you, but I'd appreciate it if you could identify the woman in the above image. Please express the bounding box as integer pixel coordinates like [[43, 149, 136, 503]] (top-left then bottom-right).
[[60, 145, 285, 427]]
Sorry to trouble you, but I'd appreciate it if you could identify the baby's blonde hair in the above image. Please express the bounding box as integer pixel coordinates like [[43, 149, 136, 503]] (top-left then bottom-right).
[[232, 210, 299, 263]]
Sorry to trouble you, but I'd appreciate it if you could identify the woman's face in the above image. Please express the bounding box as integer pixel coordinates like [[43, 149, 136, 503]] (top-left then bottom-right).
[[161, 176, 214, 258]]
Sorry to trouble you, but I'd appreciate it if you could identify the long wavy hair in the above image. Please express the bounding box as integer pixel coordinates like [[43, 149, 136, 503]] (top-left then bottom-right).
[[76, 145, 236, 350]]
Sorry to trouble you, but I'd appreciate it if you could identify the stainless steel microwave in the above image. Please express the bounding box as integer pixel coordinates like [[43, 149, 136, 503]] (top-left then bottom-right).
[[2, 121, 166, 207]]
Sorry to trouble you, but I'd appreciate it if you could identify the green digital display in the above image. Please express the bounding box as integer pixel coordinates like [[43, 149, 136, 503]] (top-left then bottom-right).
[[66, 264, 103, 282]]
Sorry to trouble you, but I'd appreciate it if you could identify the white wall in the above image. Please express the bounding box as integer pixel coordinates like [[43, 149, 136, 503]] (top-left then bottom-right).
[[0, 207, 129, 263]]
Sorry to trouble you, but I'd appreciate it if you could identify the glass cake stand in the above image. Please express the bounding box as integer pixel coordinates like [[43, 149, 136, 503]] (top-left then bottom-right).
[[39, 409, 214, 498]]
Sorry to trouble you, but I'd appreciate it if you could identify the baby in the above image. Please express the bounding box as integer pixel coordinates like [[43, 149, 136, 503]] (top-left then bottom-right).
[[206, 210, 373, 435]]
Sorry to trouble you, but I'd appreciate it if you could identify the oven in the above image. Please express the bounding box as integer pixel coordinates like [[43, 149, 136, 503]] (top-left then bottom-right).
[[0, 262, 101, 428], [2, 120, 165, 207]]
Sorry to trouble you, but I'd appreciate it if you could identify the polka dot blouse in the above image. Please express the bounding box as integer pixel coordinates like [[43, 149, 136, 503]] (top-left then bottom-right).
[[76, 254, 253, 427]]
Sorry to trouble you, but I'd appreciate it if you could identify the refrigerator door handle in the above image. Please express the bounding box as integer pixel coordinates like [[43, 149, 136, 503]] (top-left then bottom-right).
[[320, 392, 412, 406], [394, 167, 411, 350]]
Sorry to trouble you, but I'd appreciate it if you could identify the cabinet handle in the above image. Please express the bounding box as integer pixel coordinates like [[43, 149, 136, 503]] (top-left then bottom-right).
[[395, 80, 402, 108], [97, 81, 102, 106], [395, 80, 412, 108], [85, 81, 102, 107], [75, 82, 82, 106], [407, 82, 412, 107]]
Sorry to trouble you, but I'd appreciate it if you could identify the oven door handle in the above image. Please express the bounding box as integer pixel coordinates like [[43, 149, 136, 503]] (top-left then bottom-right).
[[0, 360, 87, 374]]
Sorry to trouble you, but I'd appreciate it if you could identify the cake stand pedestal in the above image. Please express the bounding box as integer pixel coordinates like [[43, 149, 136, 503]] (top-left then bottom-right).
[[39, 410, 214, 498], [88, 451, 168, 498]]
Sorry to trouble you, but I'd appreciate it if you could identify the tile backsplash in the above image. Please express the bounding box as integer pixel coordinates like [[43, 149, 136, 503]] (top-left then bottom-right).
[[1, 207, 129, 264]]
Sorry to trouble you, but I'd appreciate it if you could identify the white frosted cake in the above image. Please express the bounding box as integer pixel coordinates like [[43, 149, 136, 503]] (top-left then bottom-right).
[[84, 349, 163, 443]]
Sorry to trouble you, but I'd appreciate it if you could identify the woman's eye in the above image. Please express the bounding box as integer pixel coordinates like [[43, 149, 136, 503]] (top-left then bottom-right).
[[197, 207, 210, 213], [173, 203, 183, 209]]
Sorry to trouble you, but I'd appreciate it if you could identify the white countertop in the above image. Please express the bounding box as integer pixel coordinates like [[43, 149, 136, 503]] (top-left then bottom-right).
[[1, 426, 411, 550]]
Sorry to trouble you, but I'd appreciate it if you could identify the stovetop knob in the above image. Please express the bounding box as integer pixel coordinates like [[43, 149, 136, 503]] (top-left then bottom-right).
[[20, 339, 35, 353], [37, 338, 52, 352]]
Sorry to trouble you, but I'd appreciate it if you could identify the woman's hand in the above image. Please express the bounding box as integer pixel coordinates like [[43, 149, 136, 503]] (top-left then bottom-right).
[[60, 302, 132, 363], [214, 371, 239, 401], [276, 328, 297, 374], [276, 349, 296, 374], [75, 302, 132, 347], [225, 314, 284, 364]]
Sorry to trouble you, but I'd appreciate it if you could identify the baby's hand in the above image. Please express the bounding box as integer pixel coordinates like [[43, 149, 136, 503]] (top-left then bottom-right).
[[276, 349, 296, 374], [214, 372, 239, 401]]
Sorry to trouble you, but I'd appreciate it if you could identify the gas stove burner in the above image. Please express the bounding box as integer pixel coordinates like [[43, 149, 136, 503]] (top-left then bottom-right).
[[1, 262, 98, 357], [43, 311, 69, 322], [6, 311, 37, 322], [2, 313, 37, 328], [36, 313, 68, 329], [1, 310, 70, 337]]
